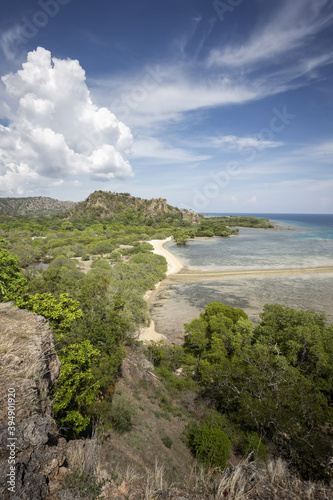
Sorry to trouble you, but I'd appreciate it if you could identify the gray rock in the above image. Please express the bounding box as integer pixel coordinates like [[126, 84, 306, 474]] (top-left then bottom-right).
[[141, 358, 155, 371]]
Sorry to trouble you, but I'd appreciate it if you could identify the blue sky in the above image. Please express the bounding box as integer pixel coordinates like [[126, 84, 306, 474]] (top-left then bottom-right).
[[0, 0, 332, 213]]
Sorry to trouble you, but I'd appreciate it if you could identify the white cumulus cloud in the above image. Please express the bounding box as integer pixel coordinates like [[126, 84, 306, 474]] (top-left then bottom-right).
[[0, 46, 133, 195]]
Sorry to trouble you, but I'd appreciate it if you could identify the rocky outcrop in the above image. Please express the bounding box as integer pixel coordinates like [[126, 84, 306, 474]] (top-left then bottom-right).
[[148, 198, 168, 213], [180, 209, 200, 225], [0, 302, 60, 422], [0, 303, 67, 500]]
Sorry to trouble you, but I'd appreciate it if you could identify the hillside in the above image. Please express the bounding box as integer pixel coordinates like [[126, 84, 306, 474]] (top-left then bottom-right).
[[0, 196, 76, 216], [67, 190, 201, 224], [0, 191, 201, 225], [1, 303, 332, 499]]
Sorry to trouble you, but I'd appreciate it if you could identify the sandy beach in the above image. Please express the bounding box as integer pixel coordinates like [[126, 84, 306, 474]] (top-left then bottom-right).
[[149, 236, 184, 275], [137, 237, 184, 342]]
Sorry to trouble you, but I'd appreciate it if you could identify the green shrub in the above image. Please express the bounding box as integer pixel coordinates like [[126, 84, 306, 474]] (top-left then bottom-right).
[[71, 243, 88, 257], [186, 412, 231, 469], [147, 341, 166, 366], [108, 251, 122, 263], [52, 340, 100, 435], [81, 254, 90, 261], [110, 398, 135, 433], [48, 255, 77, 270], [0, 249, 27, 300], [240, 432, 266, 460], [140, 241, 154, 251], [90, 259, 111, 270], [161, 435, 173, 449], [63, 470, 103, 499]]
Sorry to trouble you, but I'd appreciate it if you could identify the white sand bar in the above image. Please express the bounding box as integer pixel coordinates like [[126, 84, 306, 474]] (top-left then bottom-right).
[[149, 236, 184, 276], [137, 237, 183, 342]]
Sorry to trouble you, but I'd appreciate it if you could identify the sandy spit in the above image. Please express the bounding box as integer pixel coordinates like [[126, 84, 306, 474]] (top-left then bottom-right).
[[137, 237, 184, 343], [149, 236, 184, 276], [166, 265, 333, 283]]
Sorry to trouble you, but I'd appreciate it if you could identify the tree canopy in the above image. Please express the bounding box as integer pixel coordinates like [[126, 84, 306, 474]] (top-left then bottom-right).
[[152, 302, 333, 481]]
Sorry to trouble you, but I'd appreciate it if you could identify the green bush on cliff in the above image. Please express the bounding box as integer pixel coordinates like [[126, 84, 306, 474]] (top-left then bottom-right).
[[185, 412, 231, 469], [0, 249, 27, 300], [52, 340, 101, 435], [14, 292, 83, 339]]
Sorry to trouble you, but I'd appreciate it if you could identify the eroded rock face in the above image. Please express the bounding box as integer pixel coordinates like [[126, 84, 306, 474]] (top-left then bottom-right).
[[0, 303, 65, 500], [149, 198, 168, 213], [0, 303, 60, 420], [180, 210, 200, 225]]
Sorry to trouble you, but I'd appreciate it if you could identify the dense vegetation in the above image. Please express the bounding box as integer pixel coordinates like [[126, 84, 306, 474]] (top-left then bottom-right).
[[173, 215, 273, 244], [0, 193, 191, 435], [203, 215, 274, 228], [4, 192, 329, 487], [148, 303, 333, 481], [0, 243, 167, 435], [0, 193, 274, 253]]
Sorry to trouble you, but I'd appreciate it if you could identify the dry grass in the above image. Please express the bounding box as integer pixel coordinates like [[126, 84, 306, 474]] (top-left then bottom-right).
[[111, 459, 167, 499], [62, 427, 105, 499], [141, 457, 333, 499], [59, 447, 333, 500], [265, 458, 333, 500], [67, 430, 100, 479], [0, 303, 57, 421], [214, 462, 250, 499], [266, 457, 289, 485], [145, 460, 166, 498], [182, 458, 253, 499]]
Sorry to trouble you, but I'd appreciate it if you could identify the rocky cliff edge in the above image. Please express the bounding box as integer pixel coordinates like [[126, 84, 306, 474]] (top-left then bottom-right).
[[0, 303, 67, 500]]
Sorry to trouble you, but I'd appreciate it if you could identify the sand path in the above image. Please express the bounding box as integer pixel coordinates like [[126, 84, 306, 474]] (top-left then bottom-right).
[[166, 265, 333, 282], [137, 237, 184, 342], [149, 237, 184, 275]]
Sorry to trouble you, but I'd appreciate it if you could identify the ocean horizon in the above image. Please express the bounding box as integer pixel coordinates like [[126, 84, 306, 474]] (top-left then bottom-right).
[[201, 212, 333, 226]]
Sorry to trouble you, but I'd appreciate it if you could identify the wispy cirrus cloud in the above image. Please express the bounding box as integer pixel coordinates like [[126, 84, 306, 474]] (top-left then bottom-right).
[[131, 137, 211, 164], [91, 1, 333, 132], [0, 24, 26, 62], [92, 65, 258, 128], [304, 140, 333, 161], [210, 135, 283, 151], [207, 0, 333, 69]]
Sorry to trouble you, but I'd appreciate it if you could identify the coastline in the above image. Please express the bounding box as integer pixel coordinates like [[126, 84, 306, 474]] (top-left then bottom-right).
[[149, 236, 184, 275], [137, 237, 184, 342], [137, 233, 333, 342]]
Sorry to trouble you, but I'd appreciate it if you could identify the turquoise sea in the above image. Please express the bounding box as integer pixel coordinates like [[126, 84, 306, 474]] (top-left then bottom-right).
[[151, 214, 333, 343]]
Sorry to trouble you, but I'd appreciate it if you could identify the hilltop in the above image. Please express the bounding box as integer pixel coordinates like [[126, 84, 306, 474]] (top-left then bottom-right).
[[67, 190, 201, 224], [0, 191, 201, 225], [0, 196, 76, 216]]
